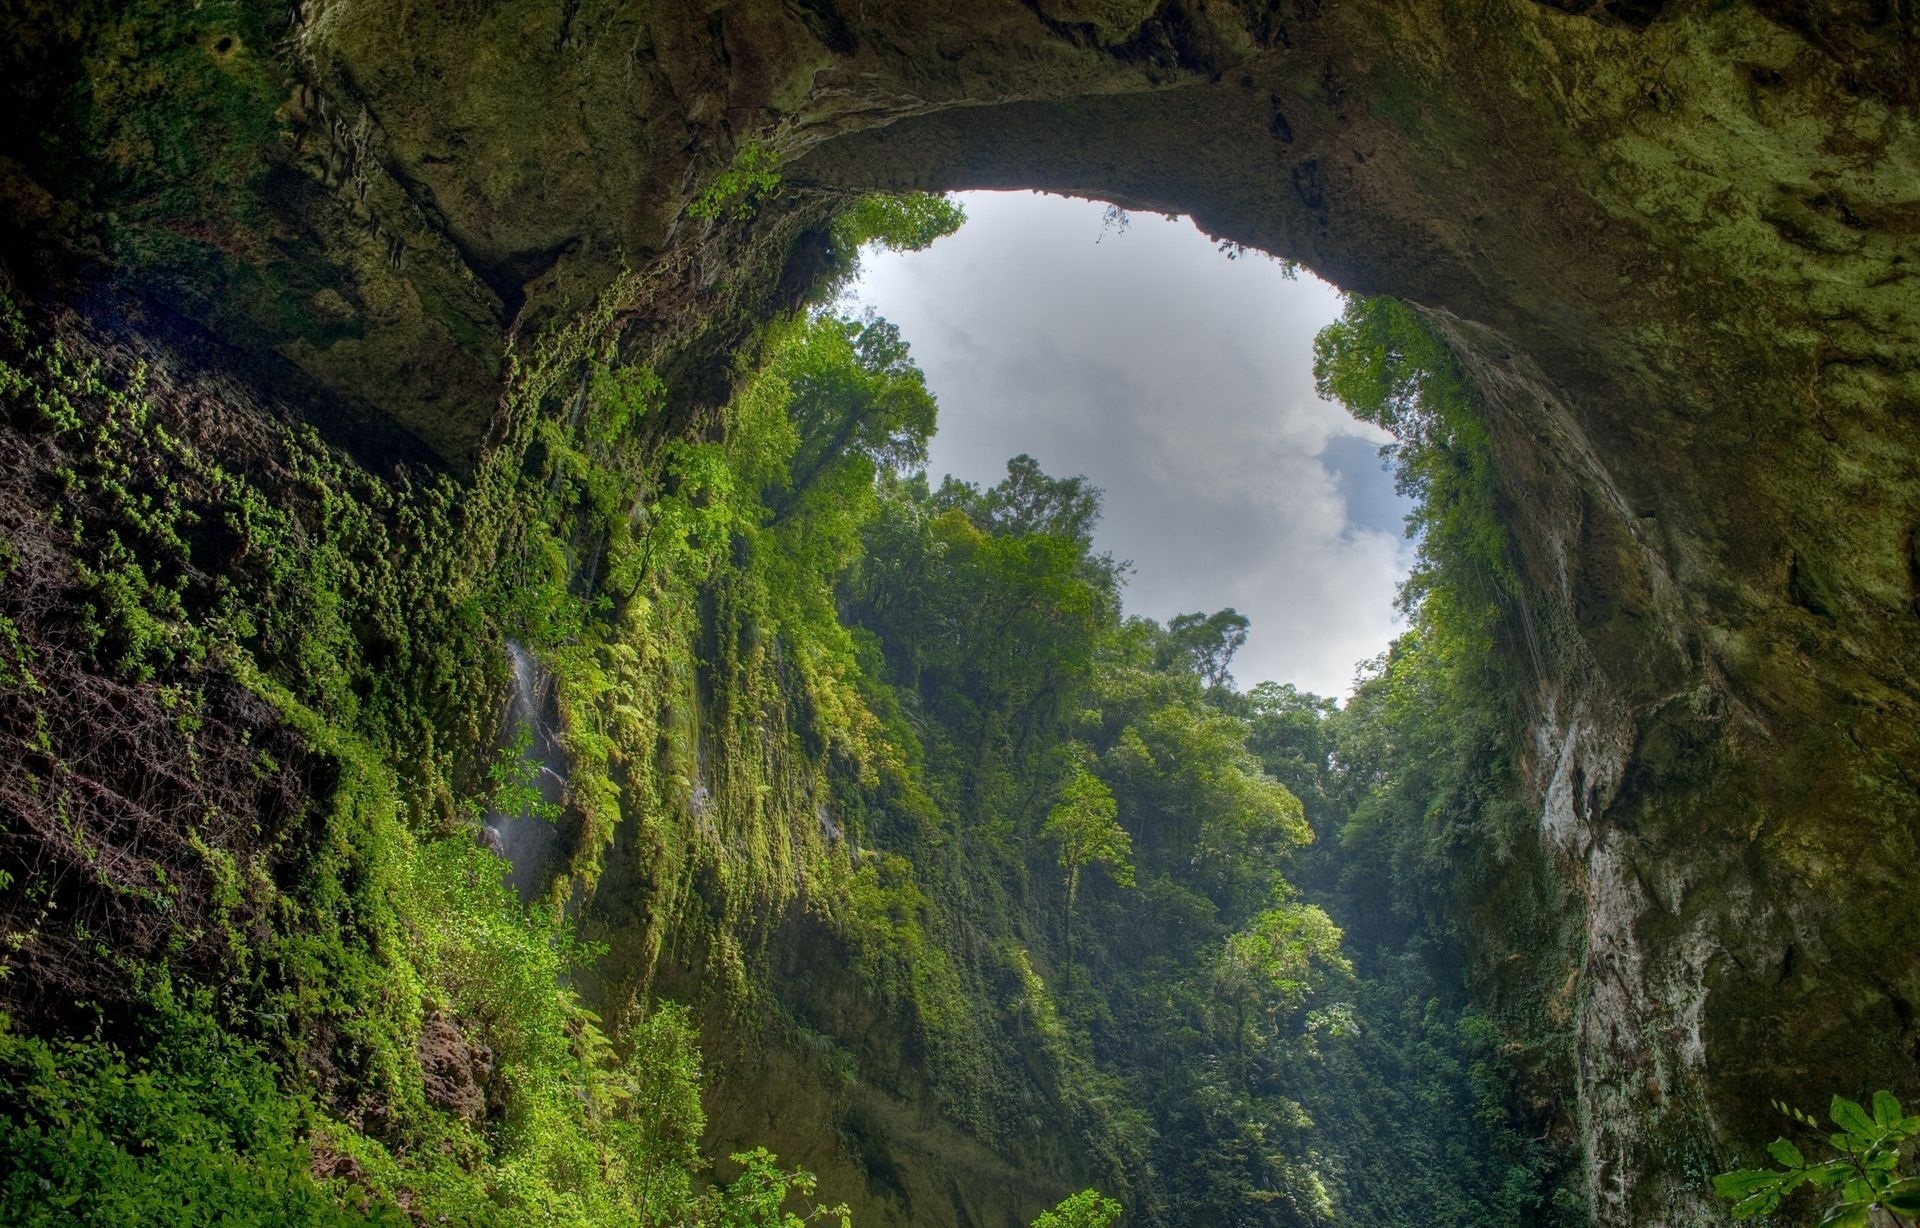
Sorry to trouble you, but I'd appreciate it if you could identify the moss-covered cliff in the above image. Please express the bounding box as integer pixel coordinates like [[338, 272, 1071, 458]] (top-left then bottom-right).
[[2, 2, 1917, 1226]]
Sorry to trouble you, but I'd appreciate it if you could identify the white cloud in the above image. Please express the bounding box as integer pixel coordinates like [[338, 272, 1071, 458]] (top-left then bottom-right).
[[851, 191, 1413, 699]]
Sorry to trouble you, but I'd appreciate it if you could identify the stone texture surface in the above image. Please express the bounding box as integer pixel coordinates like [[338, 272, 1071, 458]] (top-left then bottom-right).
[[4, 2, 1918, 1224], [417, 1010, 492, 1124]]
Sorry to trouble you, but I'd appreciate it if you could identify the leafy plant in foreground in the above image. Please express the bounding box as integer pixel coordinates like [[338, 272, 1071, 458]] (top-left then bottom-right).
[[1714, 1092, 1920, 1226], [705, 1149, 851, 1228], [1031, 1188, 1122, 1228], [483, 722, 562, 824]]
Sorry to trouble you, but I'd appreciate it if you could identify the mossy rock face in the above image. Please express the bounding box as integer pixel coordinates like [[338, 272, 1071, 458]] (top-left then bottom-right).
[[1028, 0, 1163, 41], [5, 2, 1920, 1225], [0, 0, 514, 464]]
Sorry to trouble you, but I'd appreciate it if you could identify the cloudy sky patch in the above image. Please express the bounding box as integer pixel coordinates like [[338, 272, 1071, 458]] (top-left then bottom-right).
[[849, 191, 1414, 699]]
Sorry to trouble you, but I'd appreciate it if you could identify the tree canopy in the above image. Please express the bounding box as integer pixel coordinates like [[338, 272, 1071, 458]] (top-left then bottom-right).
[[1044, 766, 1135, 901], [1159, 608, 1251, 689]]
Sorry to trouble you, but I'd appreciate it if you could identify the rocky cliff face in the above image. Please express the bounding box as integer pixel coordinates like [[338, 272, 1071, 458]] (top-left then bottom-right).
[[5, 2, 1917, 1224]]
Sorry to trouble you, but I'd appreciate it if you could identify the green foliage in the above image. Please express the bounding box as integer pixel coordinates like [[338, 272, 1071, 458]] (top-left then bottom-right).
[[1715, 1093, 1920, 1225], [765, 312, 936, 520], [0, 991, 401, 1227], [1214, 901, 1350, 1020], [848, 461, 1121, 815], [831, 193, 967, 257], [586, 363, 665, 451], [689, 143, 783, 222], [705, 1149, 851, 1228], [1313, 295, 1512, 622], [1044, 766, 1133, 986], [1044, 767, 1135, 896], [820, 193, 967, 298], [485, 723, 563, 823], [940, 453, 1106, 548], [0, 288, 846, 1228], [1032, 1188, 1123, 1228], [1216, 645, 1571, 1228], [610, 1003, 709, 1220], [843, 455, 1364, 1220], [0, 223, 1569, 1228], [1159, 608, 1250, 690]]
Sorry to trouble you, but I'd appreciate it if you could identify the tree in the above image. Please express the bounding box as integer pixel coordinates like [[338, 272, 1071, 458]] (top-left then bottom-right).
[[846, 463, 1120, 798], [1311, 293, 1513, 615], [1031, 1189, 1122, 1228], [765, 313, 937, 522], [1043, 766, 1133, 979], [821, 191, 967, 297], [939, 454, 1104, 547], [1160, 608, 1251, 690], [1239, 681, 1339, 847], [832, 192, 967, 257], [1211, 901, 1350, 1054]]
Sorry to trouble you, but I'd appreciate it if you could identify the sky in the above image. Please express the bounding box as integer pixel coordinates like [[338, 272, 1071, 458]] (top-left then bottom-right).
[[848, 191, 1414, 700]]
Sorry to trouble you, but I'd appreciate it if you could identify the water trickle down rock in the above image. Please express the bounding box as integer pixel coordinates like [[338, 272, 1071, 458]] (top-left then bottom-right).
[[816, 803, 861, 862], [483, 642, 568, 903]]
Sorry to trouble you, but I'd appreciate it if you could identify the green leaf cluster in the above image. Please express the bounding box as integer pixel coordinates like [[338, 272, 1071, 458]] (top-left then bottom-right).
[[688, 143, 783, 222], [1715, 1093, 1920, 1225], [1043, 768, 1134, 893], [831, 193, 968, 257], [705, 1149, 851, 1228], [1313, 295, 1513, 627], [1031, 1188, 1123, 1228], [0, 990, 397, 1228], [819, 192, 967, 298]]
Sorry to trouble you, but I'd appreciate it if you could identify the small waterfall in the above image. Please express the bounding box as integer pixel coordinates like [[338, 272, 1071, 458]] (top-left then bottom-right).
[[816, 803, 862, 861], [483, 641, 568, 902]]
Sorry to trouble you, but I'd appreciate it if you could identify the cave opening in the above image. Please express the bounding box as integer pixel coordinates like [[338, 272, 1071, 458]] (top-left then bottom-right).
[[845, 189, 1413, 699]]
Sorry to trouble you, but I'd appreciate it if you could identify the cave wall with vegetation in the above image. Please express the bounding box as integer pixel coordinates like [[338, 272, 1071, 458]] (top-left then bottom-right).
[[0, 255, 1573, 1228], [1, 1, 1917, 1226]]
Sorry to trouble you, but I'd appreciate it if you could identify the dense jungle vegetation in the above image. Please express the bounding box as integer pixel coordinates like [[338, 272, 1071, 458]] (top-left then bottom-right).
[[0, 194, 1577, 1226]]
